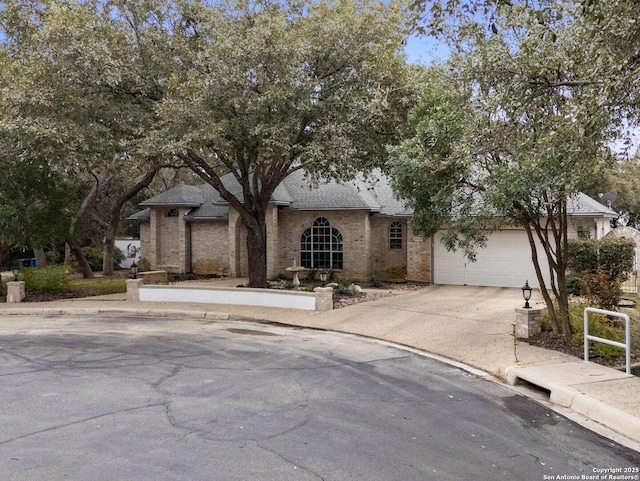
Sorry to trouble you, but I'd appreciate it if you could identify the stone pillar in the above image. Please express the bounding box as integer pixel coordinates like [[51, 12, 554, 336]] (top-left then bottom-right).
[[514, 307, 544, 338], [7, 281, 26, 303], [126, 278, 144, 302], [314, 287, 334, 311]]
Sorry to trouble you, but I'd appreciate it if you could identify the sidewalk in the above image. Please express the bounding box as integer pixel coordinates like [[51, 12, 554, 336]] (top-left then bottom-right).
[[2, 283, 639, 449]]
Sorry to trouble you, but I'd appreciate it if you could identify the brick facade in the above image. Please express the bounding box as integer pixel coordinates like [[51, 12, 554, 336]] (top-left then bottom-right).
[[190, 221, 229, 275], [139, 205, 431, 282]]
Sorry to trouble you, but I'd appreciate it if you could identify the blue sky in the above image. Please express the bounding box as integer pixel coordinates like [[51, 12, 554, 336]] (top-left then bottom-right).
[[404, 33, 450, 65]]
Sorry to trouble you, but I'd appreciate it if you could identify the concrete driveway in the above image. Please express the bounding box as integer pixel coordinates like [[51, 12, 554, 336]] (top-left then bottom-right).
[[296, 285, 575, 378]]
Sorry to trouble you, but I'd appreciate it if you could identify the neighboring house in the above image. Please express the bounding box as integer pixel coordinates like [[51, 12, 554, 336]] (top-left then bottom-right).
[[130, 171, 618, 288]]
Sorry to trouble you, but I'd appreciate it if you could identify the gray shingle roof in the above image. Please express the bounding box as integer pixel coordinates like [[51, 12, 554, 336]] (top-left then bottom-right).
[[126, 208, 150, 221], [131, 172, 613, 222], [568, 192, 618, 218], [140, 185, 205, 207], [184, 204, 229, 220]]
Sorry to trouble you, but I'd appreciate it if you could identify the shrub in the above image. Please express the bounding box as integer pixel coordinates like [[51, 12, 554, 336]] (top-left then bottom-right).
[[567, 239, 599, 274], [569, 303, 625, 360], [598, 237, 636, 282], [21, 266, 73, 294], [73, 278, 126, 296], [305, 267, 318, 282], [580, 267, 622, 311], [137, 257, 151, 272], [568, 237, 635, 282], [566, 275, 582, 296], [68, 246, 126, 272]]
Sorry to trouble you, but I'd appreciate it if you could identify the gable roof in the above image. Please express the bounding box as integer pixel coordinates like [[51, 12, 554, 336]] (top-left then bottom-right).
[[131, 172, 616, 222], [134, 170, 411, 220], [568, 192, 618, 218]]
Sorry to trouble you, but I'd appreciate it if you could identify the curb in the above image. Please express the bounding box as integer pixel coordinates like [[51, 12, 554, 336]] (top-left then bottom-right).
[[505, 365, 640, 444], [1, 307, 230, 320]]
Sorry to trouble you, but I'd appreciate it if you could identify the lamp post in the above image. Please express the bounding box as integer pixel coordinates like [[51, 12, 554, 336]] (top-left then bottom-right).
[[130, 261, 138, 279], [319, 269, 328, 286], [522, 280, 532, 309], [12, 265, 20, 281]]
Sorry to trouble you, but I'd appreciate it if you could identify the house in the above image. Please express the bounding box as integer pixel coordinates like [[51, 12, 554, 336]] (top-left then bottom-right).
[[130, 171, 618, 288], [129, 170, 430, 283]]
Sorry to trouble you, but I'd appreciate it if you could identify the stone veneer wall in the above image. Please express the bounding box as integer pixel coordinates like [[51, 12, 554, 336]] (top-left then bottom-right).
[[141, 205, 431, 282], [405, 223, 431, 282], [139, 221, 150, 266], [369, 217, 408, 281], [228, 210, 249, 278], [276, 209, 374, 281], [190, 221, 229, 274]]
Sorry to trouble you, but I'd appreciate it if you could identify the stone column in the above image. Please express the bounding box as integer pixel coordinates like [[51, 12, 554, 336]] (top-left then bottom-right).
[[514, 307, 544, 338], [126, 278, 144, 302], [7, 281, 26, 303], [314, 287, 334, 311]]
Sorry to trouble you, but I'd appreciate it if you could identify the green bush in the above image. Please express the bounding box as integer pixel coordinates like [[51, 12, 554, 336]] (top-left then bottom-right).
[[566, 275, 582, 296], [21, 266, 73, 294], [69, 246, 126, 272], [567, 239, 599, 274], [568, 237, 635, 282], [580, 267, 622, 311], [569, 303, 625, 360], [137, 257, 151, 272], [598, 237, 636, 282], [72, 278, 126, 296]]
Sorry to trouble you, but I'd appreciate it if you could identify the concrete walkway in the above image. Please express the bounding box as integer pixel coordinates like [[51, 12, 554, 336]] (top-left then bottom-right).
[[2, 282, 639, 449]]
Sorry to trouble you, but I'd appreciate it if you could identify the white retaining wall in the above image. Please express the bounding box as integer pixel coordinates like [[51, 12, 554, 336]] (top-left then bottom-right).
[[138, 285, 318, 311]]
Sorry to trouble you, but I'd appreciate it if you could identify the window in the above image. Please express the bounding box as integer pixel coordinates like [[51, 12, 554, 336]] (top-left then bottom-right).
[[390, 221, 403, 249], [166, 208, 179, 218], [300, 217, 343, 269], [577, 225, 591, 239]]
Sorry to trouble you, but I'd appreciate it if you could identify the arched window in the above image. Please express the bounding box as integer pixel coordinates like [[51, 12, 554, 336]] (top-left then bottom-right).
[[301, 217, 343, 269], [166, 208, 179, 218], [389, 221, 403, 249]]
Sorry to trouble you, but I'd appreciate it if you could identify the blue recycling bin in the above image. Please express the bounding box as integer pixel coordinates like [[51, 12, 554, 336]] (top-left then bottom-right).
[[30, 258, 37, 267]]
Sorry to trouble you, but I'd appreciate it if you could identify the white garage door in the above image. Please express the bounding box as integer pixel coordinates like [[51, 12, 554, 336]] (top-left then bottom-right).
[[433, 230, 551, 288]]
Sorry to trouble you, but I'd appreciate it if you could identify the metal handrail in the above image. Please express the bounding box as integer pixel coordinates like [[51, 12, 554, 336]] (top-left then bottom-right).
[[584, 307, 631, 375]]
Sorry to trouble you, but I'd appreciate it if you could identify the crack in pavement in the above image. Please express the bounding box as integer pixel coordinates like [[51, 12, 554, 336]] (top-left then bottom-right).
[[0, 403, 166, 446], [254, 440, 326, 481]]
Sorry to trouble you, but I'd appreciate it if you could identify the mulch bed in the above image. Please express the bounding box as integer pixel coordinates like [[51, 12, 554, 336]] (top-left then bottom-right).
[[332, 283, 425, 309], [526, 330, 634, 368]]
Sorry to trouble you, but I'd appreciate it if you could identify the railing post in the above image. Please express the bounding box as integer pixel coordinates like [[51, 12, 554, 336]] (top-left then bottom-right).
[[584, 307, 631, 375]]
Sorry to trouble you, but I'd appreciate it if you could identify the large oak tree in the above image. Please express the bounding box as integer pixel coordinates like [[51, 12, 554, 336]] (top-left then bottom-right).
[[392, 1, 627, 336], [160, 0, 417, 286]]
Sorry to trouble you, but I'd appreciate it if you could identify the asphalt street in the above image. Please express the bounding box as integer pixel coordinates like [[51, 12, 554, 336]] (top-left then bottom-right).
[[0, 315, 638, 481]]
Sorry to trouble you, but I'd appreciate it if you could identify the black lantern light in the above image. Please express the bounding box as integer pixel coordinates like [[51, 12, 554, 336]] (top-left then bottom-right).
[[130, 261, 138, 279], [522, 280, 532, 309], [319, 269, 328, 286], [12, 265, 20, 281]]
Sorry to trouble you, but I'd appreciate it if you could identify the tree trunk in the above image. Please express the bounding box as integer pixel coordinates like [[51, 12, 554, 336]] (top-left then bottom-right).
[[103, 232, 117, 276], [102, 166, 160, 276], [526, 224, 561, 335], [525, 214, 572, 338], [67, 239, 94, 278], [34, 247, 47, 267], [245, 217, 268, 288]]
